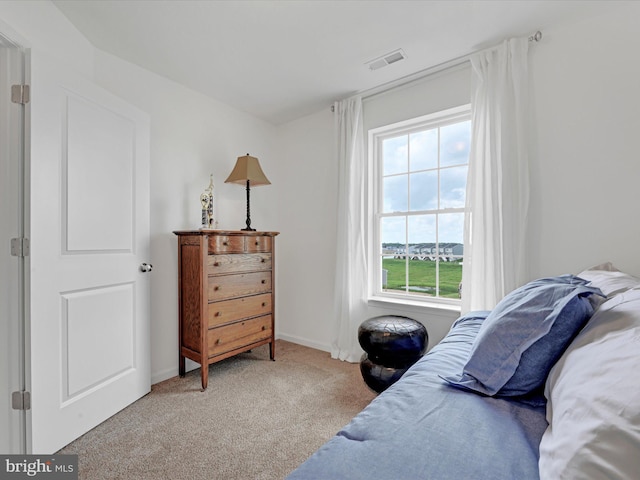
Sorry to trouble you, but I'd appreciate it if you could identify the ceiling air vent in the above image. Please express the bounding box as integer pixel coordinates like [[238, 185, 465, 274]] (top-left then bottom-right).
[[366, 49, 407, 71]]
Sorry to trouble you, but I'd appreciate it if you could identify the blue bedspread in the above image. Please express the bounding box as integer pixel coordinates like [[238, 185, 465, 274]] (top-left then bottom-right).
[[287, 312, 549, 480]]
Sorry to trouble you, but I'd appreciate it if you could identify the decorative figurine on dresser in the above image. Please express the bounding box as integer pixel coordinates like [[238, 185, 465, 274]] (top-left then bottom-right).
[[173, 230, 279, 390], [200, 174, 215, 229]]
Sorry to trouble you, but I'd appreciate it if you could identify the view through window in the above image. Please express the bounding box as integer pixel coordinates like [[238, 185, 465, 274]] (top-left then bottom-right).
[[371, 105, 471, 303]]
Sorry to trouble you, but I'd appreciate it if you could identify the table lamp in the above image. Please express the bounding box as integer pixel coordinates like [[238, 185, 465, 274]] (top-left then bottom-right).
[[224, 154, 271, 231]]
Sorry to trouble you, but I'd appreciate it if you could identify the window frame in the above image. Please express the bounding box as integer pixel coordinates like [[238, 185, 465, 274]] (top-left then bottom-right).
[[368, 104, 471, 309]]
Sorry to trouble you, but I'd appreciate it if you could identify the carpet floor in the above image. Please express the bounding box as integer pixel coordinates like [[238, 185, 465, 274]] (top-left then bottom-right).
[[57, 340, 376, 479]]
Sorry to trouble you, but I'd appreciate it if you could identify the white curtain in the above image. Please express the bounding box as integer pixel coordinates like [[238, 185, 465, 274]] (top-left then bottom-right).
[[461, 37, 531, 313], [331, 96, 368, 362]]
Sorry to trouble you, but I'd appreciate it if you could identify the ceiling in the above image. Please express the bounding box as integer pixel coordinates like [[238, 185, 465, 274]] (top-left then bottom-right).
[[52, 0, 613, 125]]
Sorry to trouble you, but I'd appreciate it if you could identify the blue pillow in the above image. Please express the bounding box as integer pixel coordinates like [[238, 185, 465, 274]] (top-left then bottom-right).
[[442, 275, 603, 397]]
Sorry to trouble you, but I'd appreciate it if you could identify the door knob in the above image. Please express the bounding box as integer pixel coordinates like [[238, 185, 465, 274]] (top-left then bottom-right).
[[140, 263, 153, 273]]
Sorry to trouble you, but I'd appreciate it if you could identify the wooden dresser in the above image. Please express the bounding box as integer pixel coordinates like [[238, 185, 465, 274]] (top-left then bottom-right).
[[173, 230, 279, 390]]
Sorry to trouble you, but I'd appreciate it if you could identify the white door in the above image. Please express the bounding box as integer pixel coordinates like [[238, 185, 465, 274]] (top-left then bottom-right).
[[29, 55, 151, 453], [0, 33, 27, 454]]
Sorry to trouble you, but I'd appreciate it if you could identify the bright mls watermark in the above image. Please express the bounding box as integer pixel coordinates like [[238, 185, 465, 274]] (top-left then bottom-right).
[[0, 455, 77, 480]]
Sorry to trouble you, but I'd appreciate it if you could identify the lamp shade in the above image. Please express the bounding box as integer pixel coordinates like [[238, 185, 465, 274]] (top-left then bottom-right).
[[224, 154, 271, 186]]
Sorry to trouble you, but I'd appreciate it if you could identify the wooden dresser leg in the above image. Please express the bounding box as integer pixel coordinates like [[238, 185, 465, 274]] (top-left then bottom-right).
[[201, 365, 208, 391], [179, 355, 185, 377], [269, 341, 275, 361]]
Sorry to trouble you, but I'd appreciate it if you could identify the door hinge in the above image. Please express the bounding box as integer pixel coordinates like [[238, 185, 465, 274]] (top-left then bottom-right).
[[10, 237, 30, 257], [11, 391, 31, 411], [11, 84, 30, 104]]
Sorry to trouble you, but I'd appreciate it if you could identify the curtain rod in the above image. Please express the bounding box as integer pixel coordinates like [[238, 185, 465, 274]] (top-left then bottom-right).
[[332, 30, 542, 110]]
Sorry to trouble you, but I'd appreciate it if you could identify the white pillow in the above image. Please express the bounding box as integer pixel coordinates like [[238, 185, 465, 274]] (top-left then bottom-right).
[[539, 288, 640, 479], [577, 262, 640, 297]]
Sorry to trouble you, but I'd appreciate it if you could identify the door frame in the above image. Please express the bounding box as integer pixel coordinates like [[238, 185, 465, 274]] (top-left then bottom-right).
[[0, 26, 30, 454]]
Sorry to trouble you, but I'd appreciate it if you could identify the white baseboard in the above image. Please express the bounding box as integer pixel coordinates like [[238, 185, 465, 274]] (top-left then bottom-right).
[[151, 336, 332, 386], [276, 332, 331, 353], [151, 367, 177, 386], [151, 359, 199, 386]]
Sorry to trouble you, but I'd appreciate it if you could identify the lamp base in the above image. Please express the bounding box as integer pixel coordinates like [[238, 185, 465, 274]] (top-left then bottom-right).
[[241, 180, 257, 232]]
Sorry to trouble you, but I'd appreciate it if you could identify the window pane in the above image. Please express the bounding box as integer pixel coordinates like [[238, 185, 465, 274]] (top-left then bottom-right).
[[440, 165, 468, 208], [440, 120, 471, 167], [381, 256, 406, 293], [381, 216, 406, 246], [438, 212, 464, 298], [408, 214, 435, 244], [409, 129, 437, 171], [383, 174, 408, 213], [438, 212, 464, 244], [383, 135, 408, 175], [407, 215, 436, 296], [381, 216, 406, 293], [438, 259, 462, 298], [409, 170, 437, 211]]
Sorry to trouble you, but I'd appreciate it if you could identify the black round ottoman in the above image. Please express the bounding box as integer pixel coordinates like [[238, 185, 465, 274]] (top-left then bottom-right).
[[358, 315, 428, 393]]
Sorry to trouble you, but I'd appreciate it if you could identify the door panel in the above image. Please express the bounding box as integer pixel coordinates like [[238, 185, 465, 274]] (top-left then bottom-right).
[[62, 283, 135, 400], [30, 55, 150, 453], [64, 93, 134, 252]]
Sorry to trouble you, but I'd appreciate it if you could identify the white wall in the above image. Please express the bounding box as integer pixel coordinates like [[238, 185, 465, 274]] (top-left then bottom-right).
[[0, 0, 93, 76], [275, 2, 640, 351], [273, 108, 338, 350], [93, 52, 279, 384], [363, 64, 471, 131], [528, 3, 640, 279]]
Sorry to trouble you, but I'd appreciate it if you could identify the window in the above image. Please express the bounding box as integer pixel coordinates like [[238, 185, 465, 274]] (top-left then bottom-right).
[[369, 105, 471, 305]]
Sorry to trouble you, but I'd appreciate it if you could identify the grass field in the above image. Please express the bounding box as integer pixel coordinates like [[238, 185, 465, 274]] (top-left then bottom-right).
[[382, 258, 462, 299]]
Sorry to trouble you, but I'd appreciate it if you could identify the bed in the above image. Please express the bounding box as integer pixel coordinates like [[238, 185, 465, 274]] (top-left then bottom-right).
[[287, 263, 640, 479]]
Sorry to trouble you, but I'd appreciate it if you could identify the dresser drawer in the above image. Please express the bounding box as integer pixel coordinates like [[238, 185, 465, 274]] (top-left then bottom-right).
[[207, 315, 272, 357], [208, 253, 272, 275], [207, 293, 272, 328], [208, 235, 245, 254], [208, 271, 272, 301], [246, 236, 272, 253]]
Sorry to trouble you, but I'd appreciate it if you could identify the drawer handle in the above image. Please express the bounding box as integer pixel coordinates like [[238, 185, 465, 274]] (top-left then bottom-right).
[[215, 312, 221, 317], [262, 302, 266, 307], [261, 279, 266, 284], [255, 241, 259, 245], [214, 286, 220, 291], [261, 258, 266, 263], [213, 262, 220, 267], [261, 326, 266, 331], [223, 241, 228, 246]]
